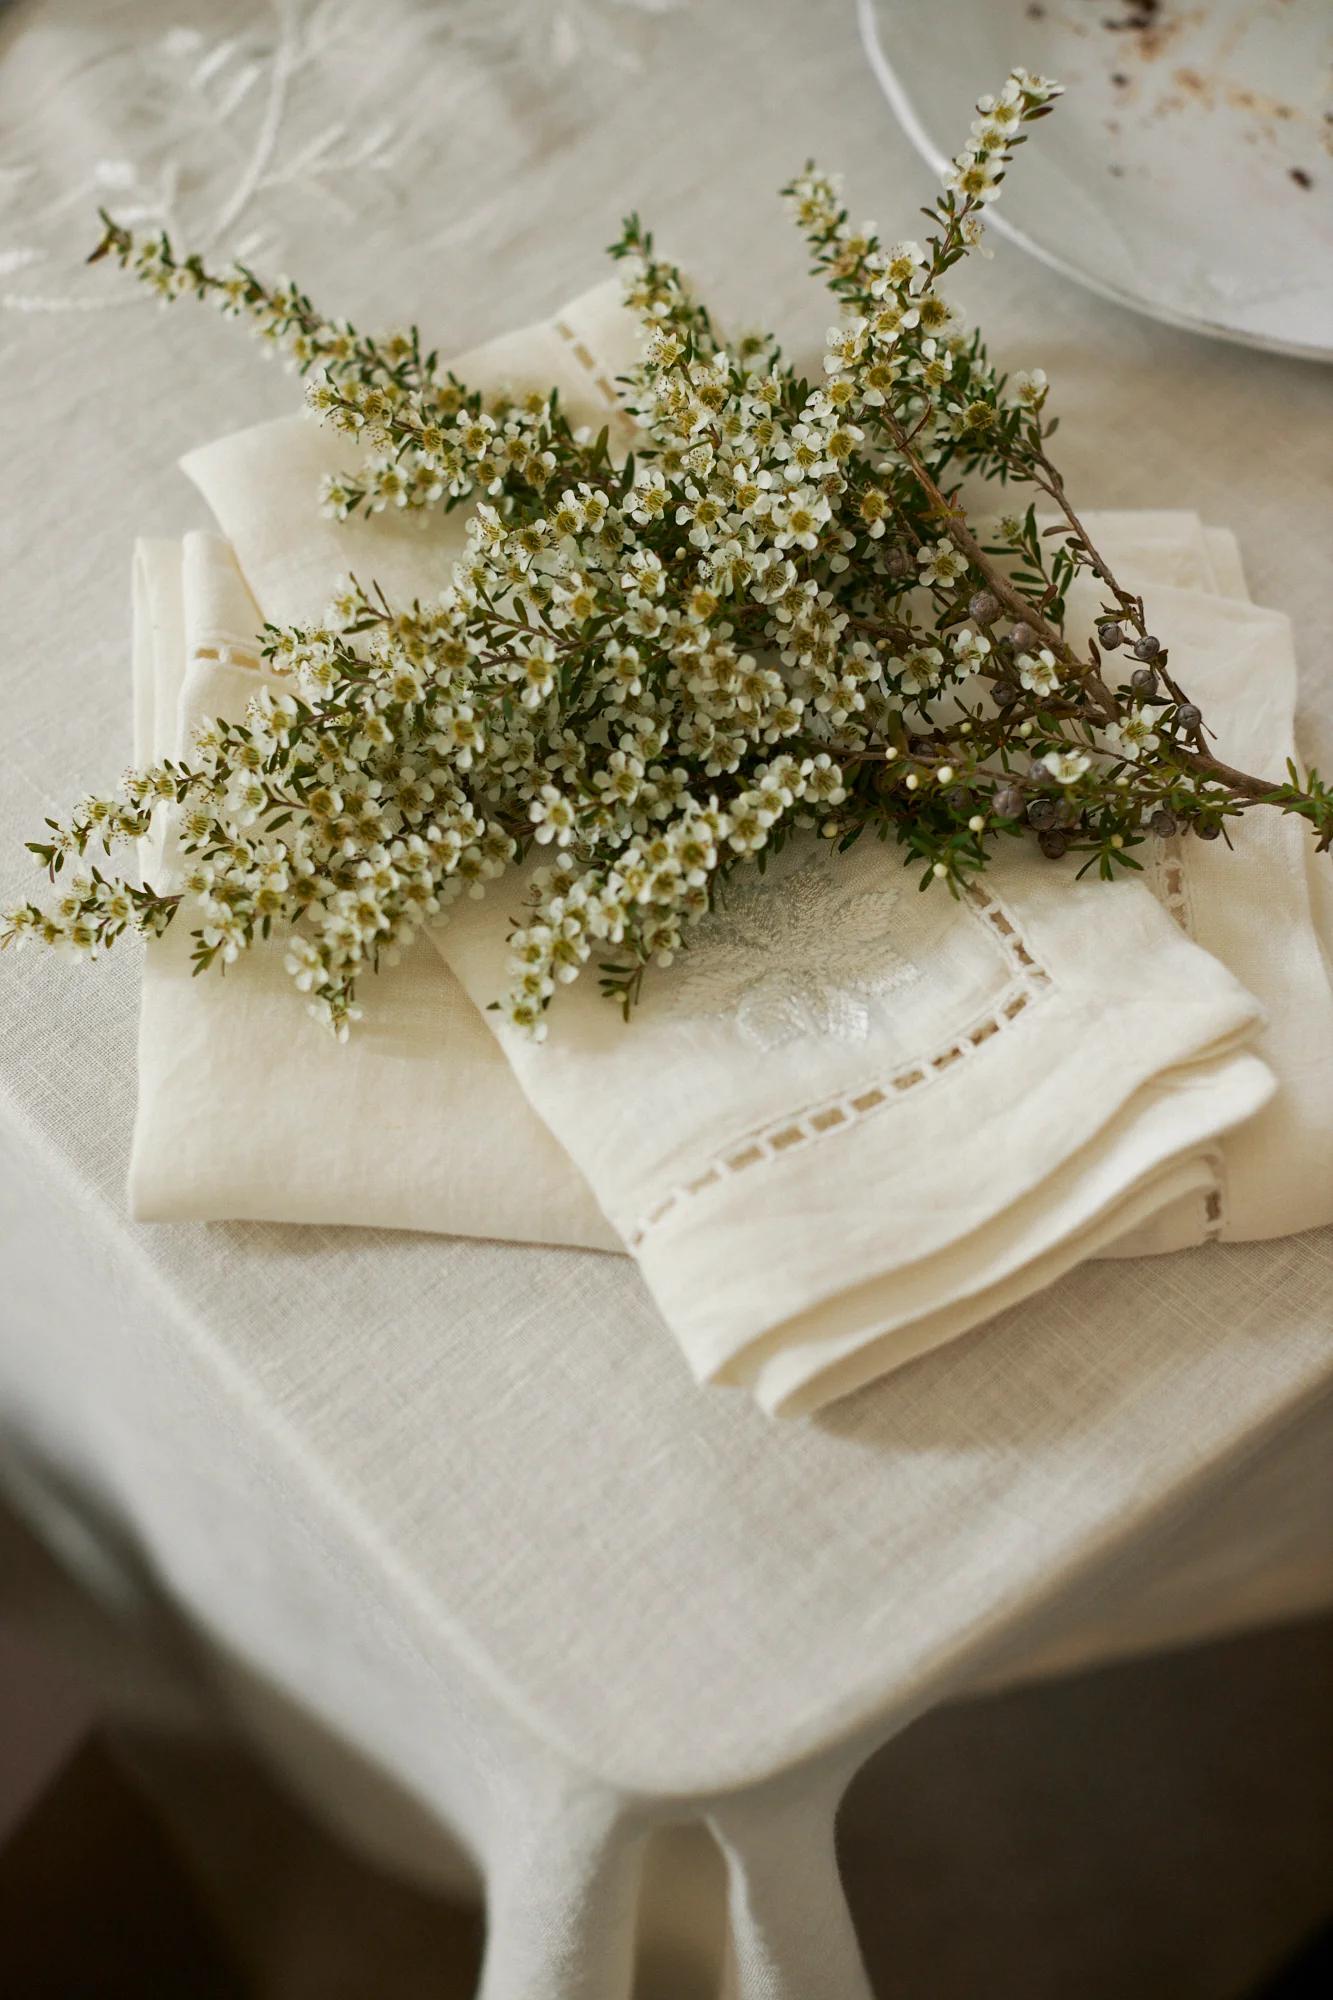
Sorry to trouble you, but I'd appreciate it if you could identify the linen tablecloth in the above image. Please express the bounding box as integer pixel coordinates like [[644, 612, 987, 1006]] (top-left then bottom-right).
[[2, 4, 1332, 1994]]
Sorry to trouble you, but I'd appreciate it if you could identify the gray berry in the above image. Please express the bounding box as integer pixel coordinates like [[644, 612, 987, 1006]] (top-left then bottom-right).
[[1177, 703, 1202, 732], [1039, 828, 1069, 859], [1131, 635, 1160, 661], [1010, 621, 1038, 652], [884, 546, 912, 578], [1195, 819, 1221, 841], [1027, 797, 1058, 830], [968, 589, 1000, 624], [1130, 666, 1158, 696], [944, 786, 969, 815], [1097, 621, 1124, 650], [993, 785, 1025, 818], [1149, 809, 1177, 837]]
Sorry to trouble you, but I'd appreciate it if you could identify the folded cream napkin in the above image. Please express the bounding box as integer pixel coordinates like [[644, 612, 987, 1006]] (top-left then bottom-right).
[[139, 283, 1331, 1411], [129, 533, 616, 1247]]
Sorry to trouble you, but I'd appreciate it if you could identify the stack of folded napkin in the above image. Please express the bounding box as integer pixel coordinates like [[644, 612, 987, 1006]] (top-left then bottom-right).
[[127, 285, 1333, 1415]]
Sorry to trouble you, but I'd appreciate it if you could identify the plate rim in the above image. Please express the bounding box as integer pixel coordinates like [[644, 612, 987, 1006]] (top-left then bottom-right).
[[855, 0, 1333, 367]]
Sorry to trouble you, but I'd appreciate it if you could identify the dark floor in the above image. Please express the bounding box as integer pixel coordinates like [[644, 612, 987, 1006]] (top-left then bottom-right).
[[1, 1618, 1330, 1998]]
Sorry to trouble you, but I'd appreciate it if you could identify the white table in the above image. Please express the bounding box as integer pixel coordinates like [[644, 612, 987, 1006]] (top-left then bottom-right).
[[2, 4, 1331, 1994]]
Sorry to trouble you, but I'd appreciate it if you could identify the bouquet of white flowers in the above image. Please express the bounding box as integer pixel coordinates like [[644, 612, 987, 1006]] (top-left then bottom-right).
[[6, 69, 1328, 1039]]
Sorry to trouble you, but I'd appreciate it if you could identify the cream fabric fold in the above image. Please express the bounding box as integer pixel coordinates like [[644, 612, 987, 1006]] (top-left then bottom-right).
[[1094, 574, 1333, 1249], [128, 533, 617, 1249], [437, 833, 1271, 1413]]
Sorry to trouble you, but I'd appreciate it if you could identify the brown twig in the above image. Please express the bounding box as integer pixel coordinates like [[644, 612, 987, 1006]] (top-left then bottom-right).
[[880, 410, 1120, 723]]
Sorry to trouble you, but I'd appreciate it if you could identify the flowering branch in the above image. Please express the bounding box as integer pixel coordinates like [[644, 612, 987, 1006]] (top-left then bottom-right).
[[7, 69, 1328, 1040]]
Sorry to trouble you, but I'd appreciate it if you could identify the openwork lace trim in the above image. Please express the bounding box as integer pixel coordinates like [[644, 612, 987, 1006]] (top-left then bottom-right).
[[1150, 837, 1226, 1245], [1154, 834, 1195, 936], [552, 317, 629, 420], [190, 637, 264, 671], [626, 882, 1054, 1248]]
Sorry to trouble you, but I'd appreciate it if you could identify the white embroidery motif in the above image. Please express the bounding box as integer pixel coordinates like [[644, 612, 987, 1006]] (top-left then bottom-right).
[[3, 2, 694, 317], [626, 880, 1055, 1246], [650, 852, 923, 1051]]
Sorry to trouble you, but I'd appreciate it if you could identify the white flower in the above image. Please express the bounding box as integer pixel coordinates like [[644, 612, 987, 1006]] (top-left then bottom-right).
[[1010, 69, 1063, 105], [1017, 648, 1061, 697], [529, 784, 577, 847], [726, 791, 778, 853], [858, 356, 901, 406], [944, 150, 1005, 204], [1009, 368, 1049, 410], [515, 637, 558, 708], [628, 470, 670, 526], [857, 487, 890, 537], [869, 296, 919, 344], [823, 317, 867, 375], [727, 459, 774, 519], [912, 337, 954, 394], [916, 538, 968, 589], [504, 991, 549, 1040], [675, 481, 727, 548], [224, 772, 268, 826], [772, 486, 831, 552], [594, 749, 645, 807], [1043, 749, 1091, 784], [897, 644, 944, 696], [201, 915, 245, 965], [369, 460, 411, 511], [950, 628, 992, 675], [871, 240, 927, 293], [318, 474, 354, 520], [1104, 709, 1160, 762], [804, 752, 847, 804]]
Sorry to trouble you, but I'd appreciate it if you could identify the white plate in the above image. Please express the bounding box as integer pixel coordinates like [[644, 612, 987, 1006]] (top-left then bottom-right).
[[858, 0, 1333, 361]]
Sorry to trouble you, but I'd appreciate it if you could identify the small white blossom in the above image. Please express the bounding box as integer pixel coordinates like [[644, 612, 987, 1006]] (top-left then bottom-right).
[[1017, 648, 1061, 697], [950, 628, 992, 675], [1043, 749, 1091, 784], [1103, 709, 1160, 762], [916, 539, 968, 590], [1009, 368, 1049, 410]]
